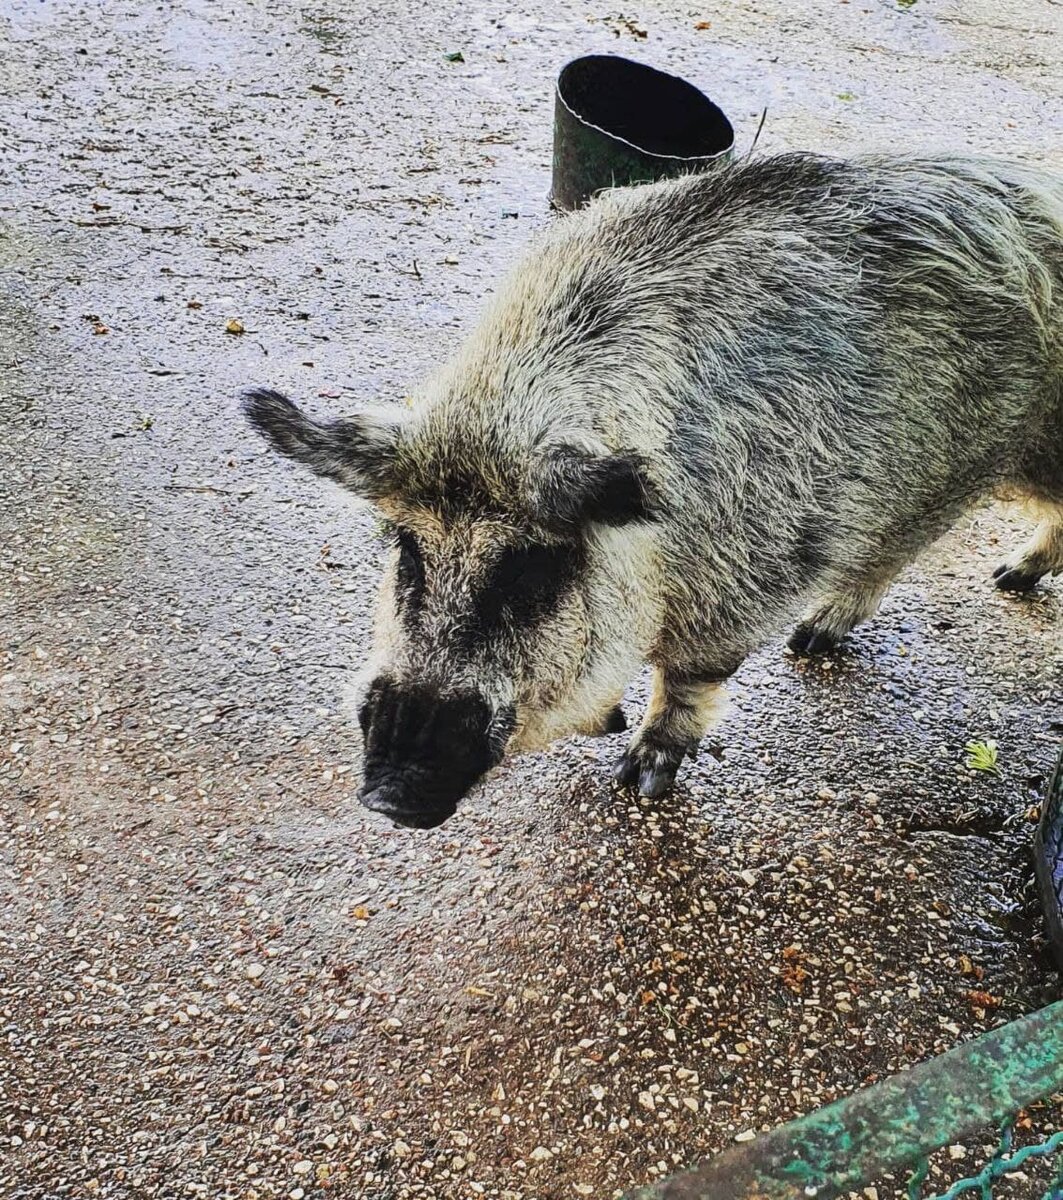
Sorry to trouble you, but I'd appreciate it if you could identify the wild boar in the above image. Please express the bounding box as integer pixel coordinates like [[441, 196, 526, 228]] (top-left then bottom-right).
[[244, 152, 1063, 828]]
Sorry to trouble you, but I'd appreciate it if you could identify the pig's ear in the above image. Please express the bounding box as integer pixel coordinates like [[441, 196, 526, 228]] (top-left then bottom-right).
[[532, 444, 660, 530], [242, 389, 407, 500]]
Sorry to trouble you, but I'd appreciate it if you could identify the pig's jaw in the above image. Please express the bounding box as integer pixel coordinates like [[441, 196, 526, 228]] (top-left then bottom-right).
[[506, 650, 643, 755]]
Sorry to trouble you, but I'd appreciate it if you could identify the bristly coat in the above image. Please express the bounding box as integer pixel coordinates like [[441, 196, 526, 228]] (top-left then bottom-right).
[[245, 152, 1063, 826]]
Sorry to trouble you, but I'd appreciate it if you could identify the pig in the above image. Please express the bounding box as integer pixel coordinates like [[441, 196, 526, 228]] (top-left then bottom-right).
[[244, 152, 1063, 828]]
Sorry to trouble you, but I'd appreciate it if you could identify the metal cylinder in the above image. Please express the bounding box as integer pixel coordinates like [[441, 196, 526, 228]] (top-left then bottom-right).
[[551, 54, 735, 212]]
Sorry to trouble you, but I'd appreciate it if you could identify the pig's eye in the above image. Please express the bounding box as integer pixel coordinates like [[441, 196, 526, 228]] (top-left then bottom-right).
[[394, 529, 425, 607]]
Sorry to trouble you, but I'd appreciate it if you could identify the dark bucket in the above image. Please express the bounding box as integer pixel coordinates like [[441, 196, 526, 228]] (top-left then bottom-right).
[[551, 54, 735, 212]]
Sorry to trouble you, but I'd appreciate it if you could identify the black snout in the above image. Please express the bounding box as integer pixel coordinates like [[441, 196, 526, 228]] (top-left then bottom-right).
[[357, 679, 511, 829], [359, 783, 456, 829]]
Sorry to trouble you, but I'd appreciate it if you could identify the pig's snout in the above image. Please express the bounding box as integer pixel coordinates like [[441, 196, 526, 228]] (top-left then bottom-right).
[[357, 679, 509, 828]]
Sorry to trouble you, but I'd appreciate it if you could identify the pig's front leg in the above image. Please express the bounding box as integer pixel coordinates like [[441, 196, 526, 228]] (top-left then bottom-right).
[[613, 666, 734, 798]]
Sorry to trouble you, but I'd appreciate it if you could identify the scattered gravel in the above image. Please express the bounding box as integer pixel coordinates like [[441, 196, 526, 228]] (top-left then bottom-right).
[[1, 0, 1060, 1197]]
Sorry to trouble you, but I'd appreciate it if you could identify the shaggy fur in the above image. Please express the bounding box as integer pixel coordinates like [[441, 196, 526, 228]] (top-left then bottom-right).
[[246, 152, 1063, 811]]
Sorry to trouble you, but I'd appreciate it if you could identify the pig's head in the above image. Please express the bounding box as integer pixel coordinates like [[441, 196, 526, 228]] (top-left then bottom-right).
[[243, 388, 658, 828]]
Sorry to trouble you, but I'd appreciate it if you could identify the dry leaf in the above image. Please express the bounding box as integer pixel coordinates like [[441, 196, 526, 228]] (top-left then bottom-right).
[[958, 955, 985, 980], [782, 963, 810, 994], [965, 989, 1002, 1009], [695, 20, 712, 29], [92, 322, 110, 335], [225, 318, 245, 335], [351, 905, 370, 920]]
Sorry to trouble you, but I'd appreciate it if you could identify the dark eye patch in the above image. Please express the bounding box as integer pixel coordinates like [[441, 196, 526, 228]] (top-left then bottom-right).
[[472, 541, 577, 637], [394, 528, 425, 613]]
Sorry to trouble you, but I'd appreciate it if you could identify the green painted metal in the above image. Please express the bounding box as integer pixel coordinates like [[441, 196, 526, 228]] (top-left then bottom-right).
[[915, 1126, 1063, 1199], [623, 1001, 1063, 1200]]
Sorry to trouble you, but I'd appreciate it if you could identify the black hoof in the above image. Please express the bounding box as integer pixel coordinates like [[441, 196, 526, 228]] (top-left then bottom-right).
[[788, 623, 840, 656], [993, 565, 1042, 593], [602, 704, 628, 735], [612, 751, 642, 788], [612, 753, 679, 797], [637, 764, 676, 799], [613, 740, 690, 797]]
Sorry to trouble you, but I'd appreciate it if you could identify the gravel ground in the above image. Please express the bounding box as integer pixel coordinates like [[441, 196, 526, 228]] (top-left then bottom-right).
[[1, 1, 1062, 1198]]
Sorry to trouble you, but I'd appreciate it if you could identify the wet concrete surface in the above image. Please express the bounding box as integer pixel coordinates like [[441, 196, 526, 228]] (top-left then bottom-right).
[[1, 0, 1062, 1197]]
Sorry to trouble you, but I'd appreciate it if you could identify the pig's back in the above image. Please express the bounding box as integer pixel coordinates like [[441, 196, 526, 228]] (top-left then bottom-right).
[[472, 153, 1062, 483]]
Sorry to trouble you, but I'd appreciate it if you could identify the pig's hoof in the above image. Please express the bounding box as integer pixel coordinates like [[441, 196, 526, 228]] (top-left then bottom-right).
[[992, 562, 1043, 593], [788, 622, 840, 656], [613, 739, 689, 798], [602, 704, 628, 735]]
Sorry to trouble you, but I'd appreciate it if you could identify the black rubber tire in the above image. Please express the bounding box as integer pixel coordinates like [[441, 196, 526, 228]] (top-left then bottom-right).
[[1034, 745, 1063, 971]]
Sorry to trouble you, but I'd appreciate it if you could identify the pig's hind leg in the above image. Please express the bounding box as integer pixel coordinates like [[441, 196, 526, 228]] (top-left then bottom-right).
[[993, 500, 1063, 593], [788, 560, 903, 656], [613, 667, 733, 798], [579, 703, 628, 737]]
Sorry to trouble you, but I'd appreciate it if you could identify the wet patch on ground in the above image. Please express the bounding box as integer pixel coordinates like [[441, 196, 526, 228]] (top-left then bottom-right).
[[2, 0, 1061, 1197]]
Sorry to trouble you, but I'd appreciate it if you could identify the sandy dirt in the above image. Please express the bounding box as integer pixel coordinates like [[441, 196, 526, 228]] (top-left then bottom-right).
[[1, 0, 1062, 1197]]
